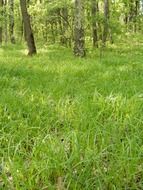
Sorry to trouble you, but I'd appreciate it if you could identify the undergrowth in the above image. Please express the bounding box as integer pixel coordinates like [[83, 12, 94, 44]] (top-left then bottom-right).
[[0, 40, 143, 189]]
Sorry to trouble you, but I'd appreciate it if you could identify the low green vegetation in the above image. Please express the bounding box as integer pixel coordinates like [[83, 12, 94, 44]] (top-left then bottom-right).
[[0, 38, 143, 189]]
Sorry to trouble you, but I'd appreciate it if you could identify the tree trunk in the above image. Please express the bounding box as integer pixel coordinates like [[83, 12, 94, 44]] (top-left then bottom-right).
[[3, 0, 8, 44], [102, 0, 109, 47], [20, 0, 37, 55], [134, 0, 140, 32], [50, 22, 56, 44], [73, 0, 86, 57], [0, 0, 3, 45], [57, 8, 63, 45], [61, 7, 68, 46], [91, 0, 98, 48], [9, 0, 15, 43]]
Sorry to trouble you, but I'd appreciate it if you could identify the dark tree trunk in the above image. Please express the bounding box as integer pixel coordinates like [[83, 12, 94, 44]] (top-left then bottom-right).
[[61, 7, 68, 46], [3, 0, 8, 43], [9, 0, 15, 43], [128, 0, 134, 22], [91, 0, 98, 48], [20, 0, 37, 55], [57, 8, 63, 45], [134, 0, 140, 32], [0, 0, 3, 45], [50, 22, 56, 44], [102, 0, 109, 47], [73, 0, 86, 57]]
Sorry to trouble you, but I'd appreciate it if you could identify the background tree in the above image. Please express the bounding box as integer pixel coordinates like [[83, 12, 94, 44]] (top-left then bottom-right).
[[20, 0, 36, 55], [102, 0, 109, 47], [0, 0, 3, 45], [91, 0, 98, 48], [73, 0, 86, 57], [9, 0, 15, 43], [3, 0, 8, 43]]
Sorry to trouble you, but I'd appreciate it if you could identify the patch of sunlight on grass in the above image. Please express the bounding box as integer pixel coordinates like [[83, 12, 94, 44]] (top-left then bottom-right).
[[118, 65, 133, 72], [19, 49, 28, 55], [0, 48, 4, 55]]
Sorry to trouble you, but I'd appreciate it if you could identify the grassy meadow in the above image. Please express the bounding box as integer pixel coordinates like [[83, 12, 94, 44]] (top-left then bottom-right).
[[0, 37, 143, 189]]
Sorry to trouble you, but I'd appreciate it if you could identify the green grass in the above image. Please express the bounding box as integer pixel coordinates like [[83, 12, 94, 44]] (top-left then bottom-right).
[[0, 39, 143, 189]]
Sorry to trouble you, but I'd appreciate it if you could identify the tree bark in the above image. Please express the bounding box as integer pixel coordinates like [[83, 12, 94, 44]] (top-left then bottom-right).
[[3, 0, 8, 44], [91, 0, 98, 48], [20, 0, 37, 55], [61, 7, 68, 46], [73, 0, 86, 57], [9, 0, 15, 43], [134, 0, 140, 32], [0, 0, 3, 45], [102, 0, 109, 47]]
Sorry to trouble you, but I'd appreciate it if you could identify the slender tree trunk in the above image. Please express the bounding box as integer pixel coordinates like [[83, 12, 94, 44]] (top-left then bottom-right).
[[9, 0, 15, 43], [134, 0, 139, 32], [102, 0, 109, 47], [3, 0, 8, 43], [50, 22, 55, 44], [0, 0, 3, 45], [61, 7, 68, 46], [91, 0, 98, 48], [124, 1, 128, 31], [129, 0, 134, 22], [57, 8, 63, 45], [96, 2, 102, 41], [20, 0, 37, 55], [73, 0, 86, 57]]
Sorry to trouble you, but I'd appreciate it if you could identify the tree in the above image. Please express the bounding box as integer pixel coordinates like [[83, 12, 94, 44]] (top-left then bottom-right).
[[102, 0, 109, 47], [73, 0, 86, 57], [60, 6, 69, 46], [91, 0, 98, 48], [20, 0, 36, 55], [9, 0, 15, 43], [0, 0, 3, 45], [3, 0, 8, 43]]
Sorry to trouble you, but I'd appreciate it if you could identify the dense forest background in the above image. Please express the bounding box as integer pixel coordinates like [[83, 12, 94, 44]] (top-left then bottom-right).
[[0, 0, 143, 55]]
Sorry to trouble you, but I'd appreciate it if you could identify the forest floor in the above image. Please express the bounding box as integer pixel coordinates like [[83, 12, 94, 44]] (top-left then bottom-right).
[[0, 36, 143, 189]]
